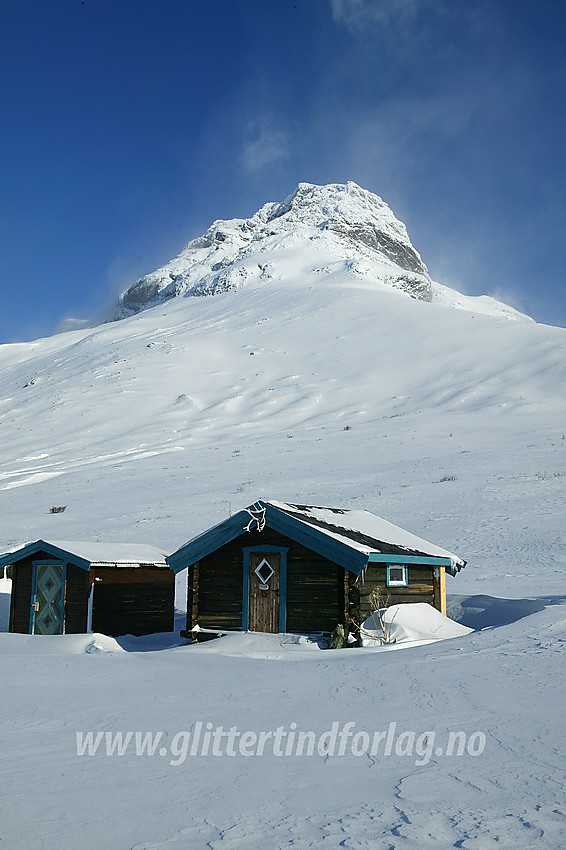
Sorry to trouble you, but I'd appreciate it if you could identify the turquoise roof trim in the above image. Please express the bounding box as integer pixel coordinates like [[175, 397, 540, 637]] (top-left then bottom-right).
[[368, 553, 453, 566], [263, 503, 369, 575], [167, 510, 260, 573], [168, 501, 373, 576], [368, 552, 464, 577], [0, 540, 91, 571]]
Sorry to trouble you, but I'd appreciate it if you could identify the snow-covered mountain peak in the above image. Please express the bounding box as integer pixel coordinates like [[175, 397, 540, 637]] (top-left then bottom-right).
[[261, 181, 407, 237], [116, 181, 433, 316], [262, 181, 427, 272], [115, 181, 529, 322]]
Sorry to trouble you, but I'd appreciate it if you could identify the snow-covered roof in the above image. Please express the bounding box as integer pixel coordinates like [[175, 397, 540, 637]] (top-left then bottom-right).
[[0, 540, 168, 569], [167, 499, 466, 576], [267, 501, 465, 571]]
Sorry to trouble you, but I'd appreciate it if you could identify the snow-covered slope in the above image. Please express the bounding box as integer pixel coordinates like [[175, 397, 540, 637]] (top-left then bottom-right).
[[0, 272, 563, 595], [115, 181, 529, 322], [1, 186, 566, 849]]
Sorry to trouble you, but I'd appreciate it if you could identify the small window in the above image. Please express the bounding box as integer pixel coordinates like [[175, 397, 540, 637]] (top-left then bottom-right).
[[386, 565, 408, 586]]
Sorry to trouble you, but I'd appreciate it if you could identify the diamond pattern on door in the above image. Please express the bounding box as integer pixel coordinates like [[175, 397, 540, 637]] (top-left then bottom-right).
[[34, 563, 65, 635], [254, 558, 275, 585]]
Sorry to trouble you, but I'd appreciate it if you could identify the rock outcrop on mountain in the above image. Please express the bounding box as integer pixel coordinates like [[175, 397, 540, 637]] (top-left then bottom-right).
[[116, 182, 434, 316]]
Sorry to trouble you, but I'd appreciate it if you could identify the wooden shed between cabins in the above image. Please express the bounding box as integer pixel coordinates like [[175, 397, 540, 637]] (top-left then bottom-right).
[[0, 540, 174, 637], [167, 500, 466, 642]]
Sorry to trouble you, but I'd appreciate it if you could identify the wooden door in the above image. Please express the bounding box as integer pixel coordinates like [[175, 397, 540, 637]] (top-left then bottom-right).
[[32, 562, 65, 634], [248, 553, 280, 633]]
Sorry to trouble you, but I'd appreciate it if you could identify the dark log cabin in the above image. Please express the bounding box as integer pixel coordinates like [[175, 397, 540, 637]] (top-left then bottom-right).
[[0, 540, 174, 637], [167, 500, 466, 641]]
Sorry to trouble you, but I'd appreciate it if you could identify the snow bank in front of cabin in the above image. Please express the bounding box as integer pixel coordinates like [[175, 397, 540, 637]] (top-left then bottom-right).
[[182, 608, 473, 658], [0, 631, 126, 654], [183, 630, 326, 658], [360, 602, 473, 648]]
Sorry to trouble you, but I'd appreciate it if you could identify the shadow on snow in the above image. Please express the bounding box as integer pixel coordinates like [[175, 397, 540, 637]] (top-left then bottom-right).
[[447, 594, 566, 630]]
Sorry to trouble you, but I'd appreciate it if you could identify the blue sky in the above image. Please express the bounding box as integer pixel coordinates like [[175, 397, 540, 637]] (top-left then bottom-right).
[[1, 0, 565, 342]]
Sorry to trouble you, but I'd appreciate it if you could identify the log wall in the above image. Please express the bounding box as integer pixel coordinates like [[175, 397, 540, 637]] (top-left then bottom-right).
[[355, 564, 437, 627], [187, 527, 346, 634], [64, 564, 89, 633], [91, 567, 174, 636], [9, 559, 33, 633]]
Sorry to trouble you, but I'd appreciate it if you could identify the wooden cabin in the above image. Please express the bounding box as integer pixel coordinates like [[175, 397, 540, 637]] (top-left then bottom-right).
[[167, 500, 466, 641], [0, 540, 174, 637]]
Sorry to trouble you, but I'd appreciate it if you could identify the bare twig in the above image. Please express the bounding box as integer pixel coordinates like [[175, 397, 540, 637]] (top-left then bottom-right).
[[359, 587, 398, 645]]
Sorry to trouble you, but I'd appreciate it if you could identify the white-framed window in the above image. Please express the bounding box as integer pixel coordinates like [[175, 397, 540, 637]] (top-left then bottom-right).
[[386, 565, 408, 586]]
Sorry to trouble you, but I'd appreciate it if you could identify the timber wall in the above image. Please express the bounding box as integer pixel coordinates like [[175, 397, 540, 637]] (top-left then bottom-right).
[[356, 564, 437, 625], [9, 559, 33, 633], [188, 527, 345, 634], [65, 565, 89, 632], [91, 567, 174, 636]]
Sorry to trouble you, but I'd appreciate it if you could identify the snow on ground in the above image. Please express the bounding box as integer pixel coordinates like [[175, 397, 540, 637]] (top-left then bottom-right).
[[2, 604, 566, 849], [1, 273, 565, 848]]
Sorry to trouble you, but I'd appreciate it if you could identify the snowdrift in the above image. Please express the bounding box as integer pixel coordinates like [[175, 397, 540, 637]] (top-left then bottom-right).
[[361, 602, 473, 648]]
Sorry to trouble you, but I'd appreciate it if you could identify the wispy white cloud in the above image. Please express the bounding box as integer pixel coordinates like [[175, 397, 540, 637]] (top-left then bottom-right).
[[329, 0, 442, 35], [241, 118, 292, 173]]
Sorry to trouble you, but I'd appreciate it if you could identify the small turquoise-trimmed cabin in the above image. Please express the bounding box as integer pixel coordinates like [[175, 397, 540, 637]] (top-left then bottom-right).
[[167, 500, 466, 640], [1, 540, 174, 637]]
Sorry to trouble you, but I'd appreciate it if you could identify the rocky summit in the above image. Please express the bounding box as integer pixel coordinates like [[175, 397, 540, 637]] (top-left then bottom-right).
[[116, 182, 434, 317]]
